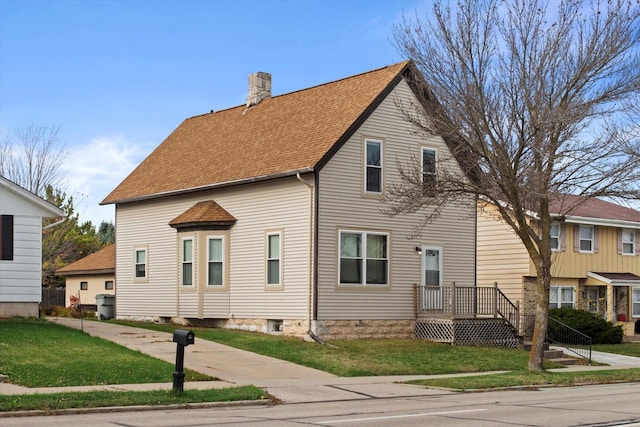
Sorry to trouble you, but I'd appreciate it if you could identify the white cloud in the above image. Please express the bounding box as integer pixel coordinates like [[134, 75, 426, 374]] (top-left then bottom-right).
[[61, 135, 150, 226]]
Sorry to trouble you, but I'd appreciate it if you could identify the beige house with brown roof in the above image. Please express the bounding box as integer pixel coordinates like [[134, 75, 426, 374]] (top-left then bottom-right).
[[477, 195, 640, 339], [101, 62, 481, 339], [57, 244, 115, 309]]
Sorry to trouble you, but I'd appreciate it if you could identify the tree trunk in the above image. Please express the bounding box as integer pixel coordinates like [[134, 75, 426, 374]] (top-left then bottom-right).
[[528, 268, 551, 371]]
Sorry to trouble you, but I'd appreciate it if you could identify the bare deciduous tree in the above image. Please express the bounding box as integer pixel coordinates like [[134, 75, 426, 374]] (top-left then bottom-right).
[[388, 0, 640, 371], [0, 125, 66, 197]]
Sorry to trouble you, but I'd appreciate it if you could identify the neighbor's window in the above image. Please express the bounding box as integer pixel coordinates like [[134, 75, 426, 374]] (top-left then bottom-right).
[[339, 230, 388, 285], [0, 214, 14, 261], [105, 280, 114, 290], [365, 139, 383, 193], [550, 286, 575, 309], [266, 232, 282, 286], [207, 237, 223, 286], [550, 223, 560, 251], [182, 238, 193, 286], [633, 287, 640, 318], [135, 248, 147, 279], [421, 148, 437, 196], [622, 229, 635, 255], [80, 281, 88, 291], [579, 225, 594, 252]]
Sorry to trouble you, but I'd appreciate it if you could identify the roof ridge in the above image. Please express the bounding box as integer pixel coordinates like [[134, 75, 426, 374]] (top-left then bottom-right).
[[186, 61, 410, 121]]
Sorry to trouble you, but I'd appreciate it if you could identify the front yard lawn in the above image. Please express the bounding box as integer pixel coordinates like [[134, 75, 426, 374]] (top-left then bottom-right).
[[592, 343, 640, 358]]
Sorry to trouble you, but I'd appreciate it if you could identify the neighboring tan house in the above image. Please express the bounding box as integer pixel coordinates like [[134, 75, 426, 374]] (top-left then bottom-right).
[[56, 244, 115, 309], [477, 195, 640, 339], [101, 61, 508, 342], [0, 175, 64, 317]]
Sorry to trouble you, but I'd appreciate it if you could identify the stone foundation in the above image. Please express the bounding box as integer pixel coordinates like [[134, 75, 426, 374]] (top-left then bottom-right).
[[312, 319, 415, 339]]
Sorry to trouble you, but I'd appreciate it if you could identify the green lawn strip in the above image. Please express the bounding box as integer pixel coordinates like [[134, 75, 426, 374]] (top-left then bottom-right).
[[111, 320, 557, 376], [0, 318, 212, 387], [592, 343, 640, 358], [0, 386, 267, 412], [406, 368, 640, 391]]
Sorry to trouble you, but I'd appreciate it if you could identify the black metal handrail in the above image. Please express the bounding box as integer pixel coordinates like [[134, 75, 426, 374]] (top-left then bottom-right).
[[547, 316, 592, 363]]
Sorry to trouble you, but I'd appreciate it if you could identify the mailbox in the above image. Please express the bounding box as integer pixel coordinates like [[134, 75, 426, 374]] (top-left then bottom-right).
[[173, 329, 195, 346]]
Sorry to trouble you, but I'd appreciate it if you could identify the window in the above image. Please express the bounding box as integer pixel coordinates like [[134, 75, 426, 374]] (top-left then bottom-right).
[[579, 225, 594, 252], [80, 281, 88, 291], [266, 232, 282, 286], [622, 229, 635, 255], [0, 214, 14, 261], [182, 238, 193, 286], [365, 139, 382, 193], [549, 286, 575, 309], [550, 223, 560, 251], [105, 280, 114, 290], [421, 148, 437, 196], [633, 288, 640, 318], [339, 230, 389, 285], [207, 237, 224, 286], [135, 248, 146, 279]]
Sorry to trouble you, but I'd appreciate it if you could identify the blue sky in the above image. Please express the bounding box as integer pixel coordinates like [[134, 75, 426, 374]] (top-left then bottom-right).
[[0, 0, 425, 225]]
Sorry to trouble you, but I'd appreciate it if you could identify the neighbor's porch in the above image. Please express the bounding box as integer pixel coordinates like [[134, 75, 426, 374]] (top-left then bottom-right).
[[414, 283, 521, 347]]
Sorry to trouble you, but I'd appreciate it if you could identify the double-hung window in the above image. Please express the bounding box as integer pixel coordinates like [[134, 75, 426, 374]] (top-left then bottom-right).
[[182, 238, 193, 286], [135, 248, 147, 279], [421, 148, 437, 196], [365, 139, 383, 194], [550, 223, 560, 251], [622, 229, 635, 255], [579, 225, 594, 252], [549, 286, 575, 309], [266, 231, 282, 286], [633, 288, 640, 318], [339, 230, 389, 285], [207, 237, 224, 287]]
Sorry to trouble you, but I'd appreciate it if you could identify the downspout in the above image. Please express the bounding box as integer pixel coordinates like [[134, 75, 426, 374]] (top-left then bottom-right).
[[43, 217, 67, 229], [296, 173, 314, 336]]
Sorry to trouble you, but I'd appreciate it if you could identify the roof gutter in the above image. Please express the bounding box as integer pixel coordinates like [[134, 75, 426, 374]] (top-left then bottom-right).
[[561, 215, 640, 229], [101, 167, 315, 205]]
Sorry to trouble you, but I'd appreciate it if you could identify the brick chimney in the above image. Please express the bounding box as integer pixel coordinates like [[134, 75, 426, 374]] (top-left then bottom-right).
[[246, 72, 272, 107]]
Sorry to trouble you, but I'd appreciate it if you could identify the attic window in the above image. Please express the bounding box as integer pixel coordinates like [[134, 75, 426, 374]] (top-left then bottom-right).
[[365, 139, 383, 194]]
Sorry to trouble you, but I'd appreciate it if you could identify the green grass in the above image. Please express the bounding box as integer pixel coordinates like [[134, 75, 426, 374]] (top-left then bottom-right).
[[111, 320, 560, 376], [0, 386, 268, 412], [407, 368, 640, 391], [0, 318, 212, 387], [592, 343, 640, 357]]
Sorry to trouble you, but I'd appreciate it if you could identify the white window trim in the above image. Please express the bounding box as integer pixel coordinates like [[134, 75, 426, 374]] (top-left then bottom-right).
[[550, 285, 575, 309], [134, 247, 148, 282], [364, 138, 383, 195], [622, 229, 636, 256], [579, 225, 594, 253], [338, 229, 390, 286], [550, 222, 560, 252], [420, 147, 437, 193], [181, 237, 194, 287], [206, 236, 225, 288], [632, 287, 640, 318], [265, 230, 283, 289], [422, 245, 443, 287]]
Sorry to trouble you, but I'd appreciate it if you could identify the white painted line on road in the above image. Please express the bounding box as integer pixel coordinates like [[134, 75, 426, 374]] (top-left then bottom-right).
[[318, 408, 487, 424]]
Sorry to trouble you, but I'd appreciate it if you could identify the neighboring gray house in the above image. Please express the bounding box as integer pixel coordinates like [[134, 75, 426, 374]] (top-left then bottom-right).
[[0, 176, 64, 317], [102, 62, 487, 340]]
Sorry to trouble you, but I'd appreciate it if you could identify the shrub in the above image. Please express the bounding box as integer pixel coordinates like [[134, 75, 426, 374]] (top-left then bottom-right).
[[549, 308, 623, 344]]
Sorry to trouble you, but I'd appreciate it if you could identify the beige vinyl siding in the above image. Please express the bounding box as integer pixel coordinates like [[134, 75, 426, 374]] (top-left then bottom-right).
[[0, 215, 43, 302], [317, 79, 476, 320], [65, 274, 115, 307], [115, 176, 313, 320], [543, 224, 640, 278], [476, 202, 530, 305]]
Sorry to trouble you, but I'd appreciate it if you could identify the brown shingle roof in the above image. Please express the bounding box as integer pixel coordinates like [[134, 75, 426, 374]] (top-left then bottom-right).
[[56, 244, 115, 276], [101, 61, 410, 204], [169, 200, 236, 229], [550, 194, 640, 223]]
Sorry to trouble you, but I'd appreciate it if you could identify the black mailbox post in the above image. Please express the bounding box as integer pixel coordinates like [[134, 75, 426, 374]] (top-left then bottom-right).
[[172, 329, 195, 391]]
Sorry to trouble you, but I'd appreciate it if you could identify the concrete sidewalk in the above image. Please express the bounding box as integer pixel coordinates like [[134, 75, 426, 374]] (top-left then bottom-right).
[[2, 318, 640, 404]]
